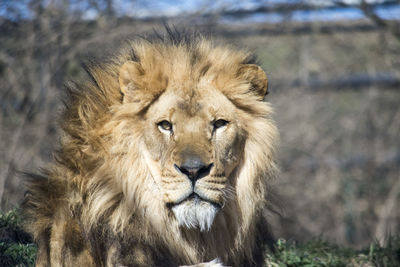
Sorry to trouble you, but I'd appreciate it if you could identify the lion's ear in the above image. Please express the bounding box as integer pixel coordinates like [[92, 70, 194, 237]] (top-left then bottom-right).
[[238, 64, 268, 100], [119, 61, 145, 103]]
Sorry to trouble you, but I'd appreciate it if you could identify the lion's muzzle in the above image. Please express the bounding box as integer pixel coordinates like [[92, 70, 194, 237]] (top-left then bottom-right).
[[173, 154, 217, 205]]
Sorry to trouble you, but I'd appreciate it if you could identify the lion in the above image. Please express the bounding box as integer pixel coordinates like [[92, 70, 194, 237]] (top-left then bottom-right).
[[22, 30, 279, 267]]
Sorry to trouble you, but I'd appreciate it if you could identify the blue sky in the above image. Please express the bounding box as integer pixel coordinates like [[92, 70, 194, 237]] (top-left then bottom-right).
[[1, 0, 399, 22], [112, 0, 400, 21]]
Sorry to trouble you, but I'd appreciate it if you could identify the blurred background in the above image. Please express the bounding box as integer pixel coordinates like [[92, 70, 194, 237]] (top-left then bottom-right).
[[1, 0, 399, 248]]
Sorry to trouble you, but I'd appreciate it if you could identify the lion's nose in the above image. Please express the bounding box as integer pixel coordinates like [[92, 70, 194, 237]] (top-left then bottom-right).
[[174, 159, 214, 183]]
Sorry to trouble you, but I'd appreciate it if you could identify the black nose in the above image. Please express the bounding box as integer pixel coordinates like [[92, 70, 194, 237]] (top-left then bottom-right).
[[175, 159, 213, 183]]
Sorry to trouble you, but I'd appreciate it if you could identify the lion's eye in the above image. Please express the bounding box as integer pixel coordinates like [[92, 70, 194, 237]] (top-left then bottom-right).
[[158, 120, 173, 132], [213, 119, 229, 129]]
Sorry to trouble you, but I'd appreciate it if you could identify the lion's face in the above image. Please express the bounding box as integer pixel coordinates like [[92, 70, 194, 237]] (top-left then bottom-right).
[[142, 83, 246, 231]]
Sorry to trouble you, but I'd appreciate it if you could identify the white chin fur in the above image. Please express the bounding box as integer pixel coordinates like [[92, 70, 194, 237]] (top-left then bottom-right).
[[171, 198, 218, 232]]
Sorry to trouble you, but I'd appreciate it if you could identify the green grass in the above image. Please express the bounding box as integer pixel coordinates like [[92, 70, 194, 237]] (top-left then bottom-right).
[[0, 209, 37, 267], [0, 243, 37, 267], [266, 238, 400, 267], [0, 209, 399, 266]]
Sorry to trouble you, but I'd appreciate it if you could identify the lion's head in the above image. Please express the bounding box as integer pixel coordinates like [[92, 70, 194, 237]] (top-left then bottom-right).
[[52, 32, 278, 265], [105, 37, 277, 232]]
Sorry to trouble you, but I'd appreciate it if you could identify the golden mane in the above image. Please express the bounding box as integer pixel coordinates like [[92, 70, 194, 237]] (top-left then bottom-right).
[[23, 30, 279, 266]]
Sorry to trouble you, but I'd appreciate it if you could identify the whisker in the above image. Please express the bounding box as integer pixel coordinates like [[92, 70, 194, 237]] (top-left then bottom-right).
[[210, 173, 225, 178], [161, 179, 183, 184]]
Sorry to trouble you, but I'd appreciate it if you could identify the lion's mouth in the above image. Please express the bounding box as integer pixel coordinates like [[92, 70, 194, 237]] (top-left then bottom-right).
[[167, 193, 221, 209]]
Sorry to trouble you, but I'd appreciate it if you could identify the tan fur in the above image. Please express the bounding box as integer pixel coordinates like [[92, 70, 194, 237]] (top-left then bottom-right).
[[23, 31, 278, 267]]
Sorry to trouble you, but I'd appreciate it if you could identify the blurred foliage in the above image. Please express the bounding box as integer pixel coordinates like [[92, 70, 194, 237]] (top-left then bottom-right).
[[0, 209, 37, 267]]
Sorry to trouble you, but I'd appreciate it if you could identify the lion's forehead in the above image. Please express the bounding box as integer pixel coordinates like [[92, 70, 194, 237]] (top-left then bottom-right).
[[152, 84, 235, 119]]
